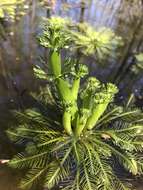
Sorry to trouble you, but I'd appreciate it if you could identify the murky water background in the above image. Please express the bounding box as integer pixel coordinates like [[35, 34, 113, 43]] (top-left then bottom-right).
[[0, 0, 143, 189]]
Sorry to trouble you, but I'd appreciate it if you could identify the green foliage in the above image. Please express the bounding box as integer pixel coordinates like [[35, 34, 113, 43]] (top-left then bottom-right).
[[0, 0, 27, 39], [7, 16, 143, 190], [72, 23, 123, 59], [39, 16, 123, 60], [136, 53, 143, 63], [7, 86, 143, 190], [0, 0, 25, 20], [39, 16, 71, 51], [132, 53, 143, 74]]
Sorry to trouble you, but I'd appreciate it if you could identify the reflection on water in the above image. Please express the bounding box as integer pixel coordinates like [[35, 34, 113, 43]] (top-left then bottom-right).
[[0, 0, 143, 189]]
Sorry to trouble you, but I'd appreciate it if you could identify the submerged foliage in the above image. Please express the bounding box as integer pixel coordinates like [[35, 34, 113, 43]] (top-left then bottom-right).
[[0, 0, 25, 20], [39, 16, 123, 60], [39, 16, 71, 51], [7, 84, 143, 190], [7, 16, 143, 190], [72, 23, 123, 59], [132, 53, 143, 74]]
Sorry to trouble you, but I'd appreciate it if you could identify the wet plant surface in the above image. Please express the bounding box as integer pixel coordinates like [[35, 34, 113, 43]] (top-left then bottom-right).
[[0, 0, 143, 190]]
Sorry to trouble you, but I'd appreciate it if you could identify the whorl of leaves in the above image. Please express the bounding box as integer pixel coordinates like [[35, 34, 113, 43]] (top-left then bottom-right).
[[7, 84, 143, 190]]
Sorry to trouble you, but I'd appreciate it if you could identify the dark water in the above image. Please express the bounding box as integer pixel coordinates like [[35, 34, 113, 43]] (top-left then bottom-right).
[[0, 0, 143, 189]]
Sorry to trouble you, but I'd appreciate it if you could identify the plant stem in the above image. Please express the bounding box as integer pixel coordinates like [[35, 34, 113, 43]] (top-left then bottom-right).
[[49, 50, 73, 135], [86, 102, 109, 130], [56, 78, 71, 102], [75, 120, 86, 137], [74, 109, 89, 137], [63, 111, 72, 135], [71, 77, 80, 101], [49, 50, 61, 77]]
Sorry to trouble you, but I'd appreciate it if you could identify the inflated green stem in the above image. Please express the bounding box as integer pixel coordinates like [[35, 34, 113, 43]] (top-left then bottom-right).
[[49, 50, 73, 135], [56, 78, 72, 102], [86, 102, 109, 130], [75, 109, 89, 137], [70, 79, 78, 123], [63, 111, 72, 135], [74, 77, 101, 136], [49, 50, 61, 77], [71, 64, 88, 125], [49, 50, 71, 102], [71, 64, 88, 101], [71, 78, 80, 101], [86, 83, 118, 130]]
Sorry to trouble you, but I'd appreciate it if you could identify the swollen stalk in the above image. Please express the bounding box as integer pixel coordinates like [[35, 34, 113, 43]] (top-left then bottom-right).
[[86, 83, 118, 130]]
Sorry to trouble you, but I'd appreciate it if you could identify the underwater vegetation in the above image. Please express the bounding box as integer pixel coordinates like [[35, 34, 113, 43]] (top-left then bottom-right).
[[132, 53, 143, 74], [0, 0, 26, 20], [6, 17, 143, 190]]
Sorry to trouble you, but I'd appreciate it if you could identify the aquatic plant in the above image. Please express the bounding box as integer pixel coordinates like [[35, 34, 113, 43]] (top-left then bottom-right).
[[7, 17, 143, 190], [72, 23, 123, 59], [0, 0, 26, 20], [39, 0, 56, 10], [0, 0, 28, 39], [40, 16, 123, 60], [39, 16, 71, 50], [132, 53, 143, 74]]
